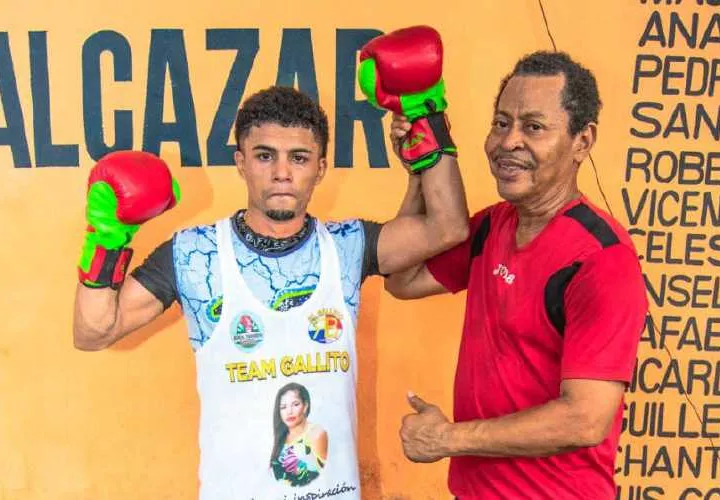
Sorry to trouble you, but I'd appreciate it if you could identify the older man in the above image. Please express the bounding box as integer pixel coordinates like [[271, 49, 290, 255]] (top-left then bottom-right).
[[387, 51, 648, 499]]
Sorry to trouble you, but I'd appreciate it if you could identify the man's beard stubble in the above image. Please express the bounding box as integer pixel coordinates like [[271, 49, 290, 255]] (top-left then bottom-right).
[[265, 209, 296, 221]]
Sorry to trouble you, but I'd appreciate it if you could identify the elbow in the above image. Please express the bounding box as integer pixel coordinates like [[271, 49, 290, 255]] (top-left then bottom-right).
[[383, 277, 411, 300], [72, 325, 114, 352], [73, 341, 110, 352], [439, 220, 469, 251], [455, 221, 470, 245], [570, 410, 613, 448], [575, 426, 608, 448], [73, 336, 112, 352]]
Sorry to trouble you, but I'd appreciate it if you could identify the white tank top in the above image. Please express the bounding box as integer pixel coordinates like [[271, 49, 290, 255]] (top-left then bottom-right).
[[194, 217, 361, 499]]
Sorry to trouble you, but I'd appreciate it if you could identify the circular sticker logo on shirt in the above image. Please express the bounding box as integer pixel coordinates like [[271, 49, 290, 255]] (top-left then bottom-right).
[[308, 308, 344, 344], [230, 311, 264, 352]]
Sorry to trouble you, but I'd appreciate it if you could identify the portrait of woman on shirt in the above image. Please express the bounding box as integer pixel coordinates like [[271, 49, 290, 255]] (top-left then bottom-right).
[[270, 382, 328, 487]]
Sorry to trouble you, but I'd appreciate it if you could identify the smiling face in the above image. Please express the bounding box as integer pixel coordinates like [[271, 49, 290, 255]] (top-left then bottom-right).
[[235, 123, 327, 223], [484, 74, 591, 208], [279, 389, 308, 430]]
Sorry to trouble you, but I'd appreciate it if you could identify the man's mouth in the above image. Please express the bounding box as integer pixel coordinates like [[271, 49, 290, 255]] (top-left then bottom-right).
[[493, 157, 533, 178]]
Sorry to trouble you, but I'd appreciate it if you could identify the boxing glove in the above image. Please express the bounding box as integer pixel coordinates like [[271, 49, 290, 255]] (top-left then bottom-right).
[[78, 151, 181, 289], [358, 25, 456, 172]]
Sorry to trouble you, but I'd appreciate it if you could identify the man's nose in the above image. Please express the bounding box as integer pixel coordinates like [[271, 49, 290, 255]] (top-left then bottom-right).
[[499, 124, 524, 151], [272, 159, 292, 181]]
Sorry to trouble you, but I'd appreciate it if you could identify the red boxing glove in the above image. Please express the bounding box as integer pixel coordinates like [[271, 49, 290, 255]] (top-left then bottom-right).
[[78, 151, 181, 288], [359, 26, 443, 115], [88, 151, 180, 224], [358, 26, 456, 171]]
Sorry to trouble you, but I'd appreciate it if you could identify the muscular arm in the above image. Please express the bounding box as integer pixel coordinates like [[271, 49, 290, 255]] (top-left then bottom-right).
[[73, 239, 178, 350], [377, 112, 469, 297], [381, 176, 443, 298], [382, 161, 462, 299], [377, 154, 469, 276], [73, 277, 165, 350]]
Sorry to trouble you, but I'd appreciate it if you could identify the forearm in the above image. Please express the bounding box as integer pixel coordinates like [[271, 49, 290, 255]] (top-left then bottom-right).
[[444, 397, 602, 458], [381, 160, 462, 291], [396, 174, 425, 217], [74, 272, 169, 351], [73, 284, 122, 350], [383, 177, 425, 290], [420, 155, 469, 248]]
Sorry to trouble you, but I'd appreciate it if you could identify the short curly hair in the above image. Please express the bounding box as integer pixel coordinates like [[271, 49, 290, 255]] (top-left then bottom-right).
[[234, 86, 329, 158], [494, 51, 602, 136]]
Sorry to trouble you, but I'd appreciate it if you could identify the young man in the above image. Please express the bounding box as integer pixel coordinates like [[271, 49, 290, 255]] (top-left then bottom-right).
[[73, 27, 468, 499], [386, 51, 648, 499]]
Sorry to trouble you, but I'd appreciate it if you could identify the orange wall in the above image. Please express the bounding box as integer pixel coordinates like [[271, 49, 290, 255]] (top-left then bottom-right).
[[1, 1, 718, 498]]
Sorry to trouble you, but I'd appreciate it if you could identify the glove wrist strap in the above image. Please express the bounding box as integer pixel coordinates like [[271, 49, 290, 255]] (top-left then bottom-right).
[[401, 111, 457, 173], [78, 245, 134, 289]]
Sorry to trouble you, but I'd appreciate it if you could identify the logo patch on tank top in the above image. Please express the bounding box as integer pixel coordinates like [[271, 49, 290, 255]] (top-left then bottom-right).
[[271, 286, 315, 312], [230, 311, 264, 352], [307, 308, 344, 344], [206, 296, 223, 322]]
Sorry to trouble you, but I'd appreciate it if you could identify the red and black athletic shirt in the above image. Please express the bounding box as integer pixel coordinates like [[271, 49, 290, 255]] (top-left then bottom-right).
[[427, 196, 648, 500]]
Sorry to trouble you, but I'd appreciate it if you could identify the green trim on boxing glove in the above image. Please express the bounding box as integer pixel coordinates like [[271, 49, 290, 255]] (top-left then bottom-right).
[[78, 182, 140, 275], [171, 177, 182, 206], [398, 80, 447, 120], [85, 181, 141, 247], [357, 58, 447, 119], [357, 58, 380, 109]]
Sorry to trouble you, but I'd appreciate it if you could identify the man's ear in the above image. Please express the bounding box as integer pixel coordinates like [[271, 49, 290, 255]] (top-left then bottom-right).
[[235, 150, 245, 178], [315, 157, 328, 185], [573, 122, 597, 165]]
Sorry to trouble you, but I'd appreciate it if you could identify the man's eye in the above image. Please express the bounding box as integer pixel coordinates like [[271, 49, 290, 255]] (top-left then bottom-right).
[[292, 155, 309, 164], [257, 152, 272, 161], [492, 119, 508, 129]]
